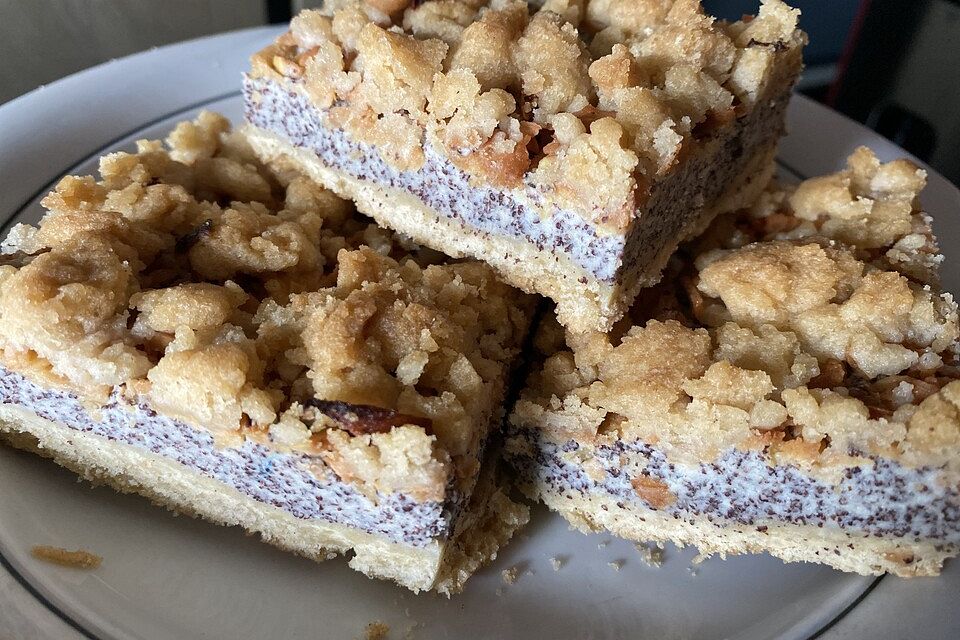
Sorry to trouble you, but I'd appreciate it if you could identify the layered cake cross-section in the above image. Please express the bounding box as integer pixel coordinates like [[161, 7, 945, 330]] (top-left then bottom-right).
[[242, 0, 806, 332], [0, 112, 535, 593], [506, 148, 960, 576]]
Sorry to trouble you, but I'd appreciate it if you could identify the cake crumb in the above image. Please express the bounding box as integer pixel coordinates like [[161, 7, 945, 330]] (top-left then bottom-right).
[[30, 545, 101, 569], [501, 560, 531, 585], [364, 621, 390, 640], [597, 539, 610, 549], [635, 542, 666, 568], [607, 560, 624, 572], [549, 555, 566, 571]]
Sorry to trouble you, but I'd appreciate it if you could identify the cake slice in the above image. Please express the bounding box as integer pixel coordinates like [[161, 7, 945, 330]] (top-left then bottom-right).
[[506, 147, 960, 576], [0, 112, 534, 593], [241, 0, 806, 332]]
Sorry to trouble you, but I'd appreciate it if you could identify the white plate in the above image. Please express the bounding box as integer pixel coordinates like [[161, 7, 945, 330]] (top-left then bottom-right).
[[0, 27, 958, 640]]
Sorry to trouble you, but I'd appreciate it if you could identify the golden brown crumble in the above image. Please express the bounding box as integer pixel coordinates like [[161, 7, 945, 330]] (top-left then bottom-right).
[[0, 112, 533, 501], [251, 0, 805, 231], [515, 10, 593, 120], [403, 1, 478, 45], [531, 116, 639, 229], [511, 148, 960, 475], [584, 0, 669, 35], [450, 1, 527, 90]]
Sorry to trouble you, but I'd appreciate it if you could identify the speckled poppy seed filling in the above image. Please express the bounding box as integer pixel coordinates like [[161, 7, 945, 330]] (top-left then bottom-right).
[[243, 76, 623, 283], [0, 365, 462, 547], [242, 76, 789, 287], [505, 426, 960, 543]]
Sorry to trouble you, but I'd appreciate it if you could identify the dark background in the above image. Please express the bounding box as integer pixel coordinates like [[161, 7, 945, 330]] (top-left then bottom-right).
[[3, 0, 958, 183]]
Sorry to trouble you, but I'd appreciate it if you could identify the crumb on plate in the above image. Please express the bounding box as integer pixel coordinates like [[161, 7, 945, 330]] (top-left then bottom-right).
[[30, 545, 102, 569], [364, 621, 390, 640], [635, 542, 666, 568]]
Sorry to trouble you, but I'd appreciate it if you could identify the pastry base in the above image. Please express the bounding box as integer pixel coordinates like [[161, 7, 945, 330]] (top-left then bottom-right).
[[506, 426, 958, 578], [522, 477, 953, 577], [0, 403, 527, 593]]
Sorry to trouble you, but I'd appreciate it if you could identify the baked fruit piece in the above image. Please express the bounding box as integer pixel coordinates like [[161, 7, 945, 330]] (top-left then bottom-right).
[[0, 112, 535, 593], [505, 147, 960, 576], [241, 0, 806, 332]]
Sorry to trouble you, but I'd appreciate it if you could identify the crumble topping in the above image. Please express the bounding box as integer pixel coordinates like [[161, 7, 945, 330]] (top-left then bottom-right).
[[450, 1, 527, 90], [585, 0, 671, 36], [531, 116, 639, 228], [404, 1, 478, 45], [252, 0, 805, 230], [515, 10, 593, 120], [512, 148, 960, 475], [0, 112, 532, 500], [696, 243, 956, 380]]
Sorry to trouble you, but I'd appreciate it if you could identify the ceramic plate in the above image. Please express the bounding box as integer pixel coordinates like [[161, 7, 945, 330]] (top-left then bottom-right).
[[0, 27, 958, 640]]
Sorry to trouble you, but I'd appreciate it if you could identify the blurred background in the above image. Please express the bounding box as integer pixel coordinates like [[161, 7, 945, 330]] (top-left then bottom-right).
[[1, 0, 958, 183]]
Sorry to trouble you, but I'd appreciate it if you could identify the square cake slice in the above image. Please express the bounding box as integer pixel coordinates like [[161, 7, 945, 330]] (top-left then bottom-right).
[[0, 112, 534, 593], [506, 147, 960, 576], [241, 0, 806, 332]]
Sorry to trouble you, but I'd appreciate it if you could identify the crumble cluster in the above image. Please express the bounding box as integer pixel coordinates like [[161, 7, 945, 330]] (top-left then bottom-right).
[[0, 112, 532, 501], [251, 0, 805, 231], [511, 148, 960, 476]]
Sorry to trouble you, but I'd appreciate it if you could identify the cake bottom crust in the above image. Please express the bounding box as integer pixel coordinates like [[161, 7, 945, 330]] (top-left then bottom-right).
[[0, 404, 527, 593], [243, 125, 775, 332], [518, 475, 954, 578]]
